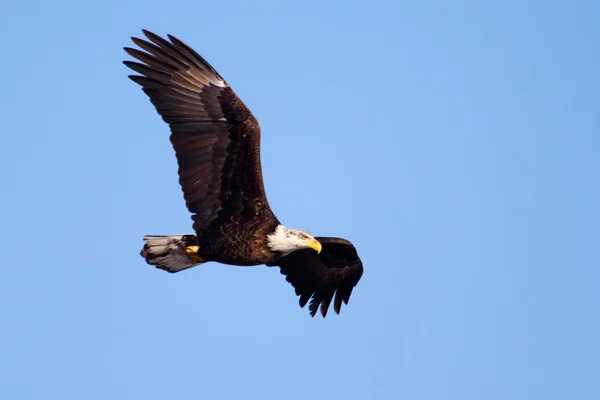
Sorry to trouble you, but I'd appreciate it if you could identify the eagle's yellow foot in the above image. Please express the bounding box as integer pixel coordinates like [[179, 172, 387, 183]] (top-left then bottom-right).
[[185, 245, 206, 262]]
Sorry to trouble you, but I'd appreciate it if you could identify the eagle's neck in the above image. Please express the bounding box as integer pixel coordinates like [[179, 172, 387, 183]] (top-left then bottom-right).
[[266, 225, 303, 256]]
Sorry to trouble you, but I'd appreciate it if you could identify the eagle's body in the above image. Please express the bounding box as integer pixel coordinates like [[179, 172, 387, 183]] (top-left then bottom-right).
[[124, 30, 364, 317]]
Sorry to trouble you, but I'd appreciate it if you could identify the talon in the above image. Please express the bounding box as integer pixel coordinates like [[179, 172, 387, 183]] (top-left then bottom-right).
[[185, 245, 205, 262]]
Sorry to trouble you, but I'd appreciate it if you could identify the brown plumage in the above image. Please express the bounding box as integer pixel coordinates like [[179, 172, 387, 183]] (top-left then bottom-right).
[[272, 238, 364, 317], [124, 29, 363, 317]]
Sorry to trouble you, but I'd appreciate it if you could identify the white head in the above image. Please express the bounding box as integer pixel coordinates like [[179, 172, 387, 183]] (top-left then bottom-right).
[[267, 225, 322, 257]]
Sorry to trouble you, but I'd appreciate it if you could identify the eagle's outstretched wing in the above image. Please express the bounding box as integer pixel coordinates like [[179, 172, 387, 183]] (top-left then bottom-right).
[[272, 237, 364, 317], [123, 30, 275, 235]]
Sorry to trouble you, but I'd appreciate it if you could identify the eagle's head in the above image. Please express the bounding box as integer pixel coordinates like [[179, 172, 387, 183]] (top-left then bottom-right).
[[267, 225, 322, 256]]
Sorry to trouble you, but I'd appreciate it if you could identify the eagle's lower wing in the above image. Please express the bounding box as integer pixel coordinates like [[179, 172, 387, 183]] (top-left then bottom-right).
[[273, 237, 364, 317], [123, 30, 273, 234]]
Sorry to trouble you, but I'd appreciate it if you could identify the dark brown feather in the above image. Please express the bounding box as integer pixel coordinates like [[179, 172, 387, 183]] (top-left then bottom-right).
[[273, 237, 364, 317], [124, 30, 279, 265]]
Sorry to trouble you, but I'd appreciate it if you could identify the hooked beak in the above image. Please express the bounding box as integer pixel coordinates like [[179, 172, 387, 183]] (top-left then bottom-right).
[[303, 238, 322, 254]]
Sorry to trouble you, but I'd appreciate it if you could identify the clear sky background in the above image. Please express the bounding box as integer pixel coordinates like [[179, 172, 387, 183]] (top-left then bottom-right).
[[1, 0, 598, 399]]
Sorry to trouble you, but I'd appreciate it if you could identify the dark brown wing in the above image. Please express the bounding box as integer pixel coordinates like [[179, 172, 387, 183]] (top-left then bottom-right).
[[123, 30, 274, 235], [273, 237, 364, 317]]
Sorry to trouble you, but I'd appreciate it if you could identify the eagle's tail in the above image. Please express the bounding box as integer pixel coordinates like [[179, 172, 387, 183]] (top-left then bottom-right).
[[140, 234, 205, 273]]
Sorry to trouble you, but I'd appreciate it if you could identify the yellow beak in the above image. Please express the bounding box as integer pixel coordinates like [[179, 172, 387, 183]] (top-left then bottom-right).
[[303, 238, 322, 254]]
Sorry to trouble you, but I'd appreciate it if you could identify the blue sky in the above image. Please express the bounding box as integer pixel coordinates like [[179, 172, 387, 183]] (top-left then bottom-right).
[[1, 0, 599, 398]]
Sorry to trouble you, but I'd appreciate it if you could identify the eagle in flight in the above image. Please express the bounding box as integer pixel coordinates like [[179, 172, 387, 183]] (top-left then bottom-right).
[[123, 30, 364, 317]]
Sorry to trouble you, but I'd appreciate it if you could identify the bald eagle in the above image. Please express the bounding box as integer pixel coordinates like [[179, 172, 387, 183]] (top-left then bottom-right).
[[123, 30, 363, 317]]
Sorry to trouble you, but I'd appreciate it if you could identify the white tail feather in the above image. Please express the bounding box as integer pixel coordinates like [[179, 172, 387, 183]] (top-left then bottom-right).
[[140, 234, 203, 273]]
